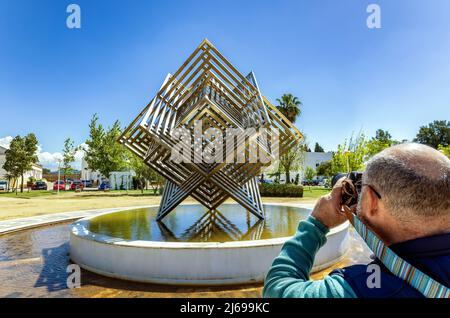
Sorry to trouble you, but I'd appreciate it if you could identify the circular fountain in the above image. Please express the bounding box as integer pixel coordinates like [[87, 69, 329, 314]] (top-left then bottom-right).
[[70, 203, 349, 285], [70, 40, 353, 285]]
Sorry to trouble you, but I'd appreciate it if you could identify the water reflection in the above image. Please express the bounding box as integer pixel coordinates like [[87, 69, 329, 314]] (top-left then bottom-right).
[[157, 210, 265, 242], [87, 204, 311, 243]]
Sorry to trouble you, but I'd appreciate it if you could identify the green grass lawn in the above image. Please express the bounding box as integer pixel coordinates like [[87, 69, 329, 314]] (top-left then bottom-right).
[[0, 190, 61, 198], [0, 186, 329, 199], [302, 186, 331, 199], [108, 189, 160, 195], [0, 189, 160, 199], [0, 186, 325, 220], [78, 189, 161, 197]]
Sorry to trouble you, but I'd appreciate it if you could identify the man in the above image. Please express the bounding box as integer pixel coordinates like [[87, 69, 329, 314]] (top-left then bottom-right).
[[263, 143, 450, 298]]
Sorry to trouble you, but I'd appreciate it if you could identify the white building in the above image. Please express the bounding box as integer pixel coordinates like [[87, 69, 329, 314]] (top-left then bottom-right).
[[81, 156, 135, 189], [264, 151, 333, 183], [303, 151, 333, 171], [0, 146, 7, 179], [80, 156, 103, 184], [0, 145, 43, 187]]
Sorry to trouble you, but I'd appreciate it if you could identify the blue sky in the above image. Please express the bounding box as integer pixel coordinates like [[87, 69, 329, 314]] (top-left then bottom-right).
[[1, 0, 449, 169]]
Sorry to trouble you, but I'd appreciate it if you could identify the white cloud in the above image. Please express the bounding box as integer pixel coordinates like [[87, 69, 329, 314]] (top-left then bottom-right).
[[0, 136, 84, 171], [37, 151, 64, 170], [38, 148, 84, 171], [0, 136, 12, 149]]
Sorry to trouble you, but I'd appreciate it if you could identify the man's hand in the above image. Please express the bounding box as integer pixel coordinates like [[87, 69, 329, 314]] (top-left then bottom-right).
[[311, 178, 348, 229]]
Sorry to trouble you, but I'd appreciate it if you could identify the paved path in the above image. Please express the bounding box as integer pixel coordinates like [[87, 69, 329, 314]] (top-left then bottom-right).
[[0, 206, 151, 235]]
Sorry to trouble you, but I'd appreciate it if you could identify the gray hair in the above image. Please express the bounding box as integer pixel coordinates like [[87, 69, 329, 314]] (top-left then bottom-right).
[[364, 143, 450, 221]]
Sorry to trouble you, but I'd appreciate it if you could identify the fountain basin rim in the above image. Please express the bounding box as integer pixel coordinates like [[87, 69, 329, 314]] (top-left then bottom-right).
[[70, 203, 350, 249]]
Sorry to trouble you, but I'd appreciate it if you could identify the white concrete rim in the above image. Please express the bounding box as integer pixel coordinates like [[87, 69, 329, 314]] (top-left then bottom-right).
[[70, 261, 264, 286], [71, 203, 350, 249]]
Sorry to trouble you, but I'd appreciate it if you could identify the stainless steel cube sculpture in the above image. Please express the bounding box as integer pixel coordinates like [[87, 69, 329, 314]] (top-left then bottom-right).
[[119, 39, 303, 221]]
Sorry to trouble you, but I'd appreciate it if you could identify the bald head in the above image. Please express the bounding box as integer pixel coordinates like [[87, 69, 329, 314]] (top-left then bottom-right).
[[382, 143, 450, 180], [364, 143, 450, 223]]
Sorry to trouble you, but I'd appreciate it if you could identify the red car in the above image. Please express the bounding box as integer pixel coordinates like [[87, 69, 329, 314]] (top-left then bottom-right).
[[70, 180, 84, 191], [53, 181, 66, 191]]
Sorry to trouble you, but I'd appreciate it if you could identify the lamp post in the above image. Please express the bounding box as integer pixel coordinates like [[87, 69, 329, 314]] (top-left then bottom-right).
[[57, 159, 62, 195], [83, 167, 88, 189]]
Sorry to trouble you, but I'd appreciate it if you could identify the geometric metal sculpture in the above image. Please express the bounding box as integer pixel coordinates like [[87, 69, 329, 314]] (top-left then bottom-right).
[[119, 39, 303, 220]]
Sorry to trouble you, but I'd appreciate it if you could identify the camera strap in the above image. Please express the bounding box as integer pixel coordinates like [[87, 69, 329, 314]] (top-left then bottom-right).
[[348, 212, 450, 298]]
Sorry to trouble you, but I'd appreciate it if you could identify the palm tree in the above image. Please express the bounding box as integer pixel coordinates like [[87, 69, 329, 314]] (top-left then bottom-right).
[[276, 93, 303, 184], [276, 93, 302, 123]]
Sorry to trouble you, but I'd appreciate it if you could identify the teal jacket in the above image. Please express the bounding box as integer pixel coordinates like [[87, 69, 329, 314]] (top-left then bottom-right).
[[263, 216, 357, 298]]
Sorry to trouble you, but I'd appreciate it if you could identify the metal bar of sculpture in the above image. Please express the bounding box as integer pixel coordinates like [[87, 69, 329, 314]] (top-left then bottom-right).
[[119, 39, 303, 221]]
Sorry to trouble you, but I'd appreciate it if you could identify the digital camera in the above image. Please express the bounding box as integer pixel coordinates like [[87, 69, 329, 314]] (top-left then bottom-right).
[[331, 172, 363, 207]]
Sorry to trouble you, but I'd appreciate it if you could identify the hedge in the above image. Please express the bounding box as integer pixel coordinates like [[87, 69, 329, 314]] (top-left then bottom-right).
[[258, 183, 304, 197]]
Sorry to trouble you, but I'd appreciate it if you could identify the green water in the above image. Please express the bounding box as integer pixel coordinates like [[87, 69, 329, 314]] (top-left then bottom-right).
[[87, 204, 311, 243]]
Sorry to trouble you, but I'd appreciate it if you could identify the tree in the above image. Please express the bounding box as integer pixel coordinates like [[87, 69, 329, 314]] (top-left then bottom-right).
[[316, 160, 332, 177], [438, 144, 450, 159], [145, 166, 165, 194], [304, 166, 316, 181], [414, 120, 450, 149], [294, 174, 300, 185], [279, 143, 305, 184], [128, 153, 163, 194], [84, 114, 128, 180], [276, 93, 302, 123], [331, 133, 367, 175], [267, 169, 281, 184], [373, 129, 392, 143], [3, 134, 38, 193], [129, 153, 145, 192], [314, 142, 324, 152], [62, 138, 77, 181], [300, 144, 311, 152], [4, 172, 13, 191], [365, 129, 397, 159], [275, 93, 303, 183]]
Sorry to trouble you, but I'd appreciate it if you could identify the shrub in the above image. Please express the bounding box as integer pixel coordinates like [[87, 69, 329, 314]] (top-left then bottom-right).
[[259, 183, 303, 197]]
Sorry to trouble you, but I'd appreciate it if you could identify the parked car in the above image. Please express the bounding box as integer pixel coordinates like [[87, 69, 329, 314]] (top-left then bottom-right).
[[32, 181, 48, 190], [317, 178, 330, 187], [258, 179, 273, 184], [302, 179, 320, 186], [80, 179, 93, 187], [0, 180, 7, 191], [70, 180, 84, 191], [53, 181, 66, 191], [98, 182, 111, 190]]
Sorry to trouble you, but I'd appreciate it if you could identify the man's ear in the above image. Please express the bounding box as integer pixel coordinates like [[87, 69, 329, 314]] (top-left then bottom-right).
[[366, 186, 380, 217]]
